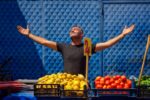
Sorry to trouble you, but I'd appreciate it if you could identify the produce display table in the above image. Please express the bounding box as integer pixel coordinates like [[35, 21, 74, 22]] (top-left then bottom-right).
[[1, 79, 149, 100], [2, 91, 150, 100]]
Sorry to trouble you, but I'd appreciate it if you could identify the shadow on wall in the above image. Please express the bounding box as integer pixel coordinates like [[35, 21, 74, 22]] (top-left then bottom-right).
[[0, 1, 46, 80]]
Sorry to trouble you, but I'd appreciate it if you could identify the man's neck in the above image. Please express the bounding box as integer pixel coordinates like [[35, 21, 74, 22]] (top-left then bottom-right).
[[71, 37, 82, 45], [71, 41, 82, 45]]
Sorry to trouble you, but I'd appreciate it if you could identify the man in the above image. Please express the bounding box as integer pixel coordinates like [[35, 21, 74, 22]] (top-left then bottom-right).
[[17, 24, 135, 76]]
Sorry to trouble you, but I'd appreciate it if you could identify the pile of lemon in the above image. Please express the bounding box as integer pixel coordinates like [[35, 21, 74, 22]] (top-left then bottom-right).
[[37, 73, 88, 91]]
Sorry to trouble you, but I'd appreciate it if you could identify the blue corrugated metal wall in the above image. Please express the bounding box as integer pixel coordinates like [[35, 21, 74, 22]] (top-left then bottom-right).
[[0, 0, 150, 82], [103, 0, 150, 77], [0, 1, 46, 80]]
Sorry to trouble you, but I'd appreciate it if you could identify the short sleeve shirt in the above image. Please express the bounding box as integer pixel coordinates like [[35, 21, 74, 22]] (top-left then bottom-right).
[[57, 43, 96, 76]]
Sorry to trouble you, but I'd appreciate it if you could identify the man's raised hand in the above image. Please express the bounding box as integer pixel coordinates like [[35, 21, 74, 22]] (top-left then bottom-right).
[[122, 24, 135, 36], [17, 25, 30, 36]]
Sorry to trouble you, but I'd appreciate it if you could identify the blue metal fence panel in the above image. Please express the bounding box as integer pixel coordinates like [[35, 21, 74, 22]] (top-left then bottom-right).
[[103, 2, 150, 77], [0, 1, 46, 79]]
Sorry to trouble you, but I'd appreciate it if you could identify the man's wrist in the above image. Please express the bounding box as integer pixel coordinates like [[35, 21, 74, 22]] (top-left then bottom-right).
[[121, 33, 126, 38], [26, 32, 31, 37]]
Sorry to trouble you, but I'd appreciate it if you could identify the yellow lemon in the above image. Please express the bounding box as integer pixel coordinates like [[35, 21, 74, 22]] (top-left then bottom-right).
[[73, 80, 80, 86], [73, 85, 80, 90], [67, 81, 73, 86], [55, 78, 61, 83], [80, 81, 87, 88], [77, 74, 85, 81], [66, 74, 72, 79], [72, 75, 77, 79], [65, 85, 72, 90], [61, 75, 66, 79], [45, 79, 54, 84]]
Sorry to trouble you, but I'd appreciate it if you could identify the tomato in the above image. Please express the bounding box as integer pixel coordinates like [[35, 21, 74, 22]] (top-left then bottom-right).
[[111, 83, 117, 88], [105, 80, 110, 85], [99, 80, 105, 85], [110, 78, 115, 84], [124, 79, 131, 88], [112, 76, 117, 80], [99, 77, 105, 85], [120, 82, 124, 87], [116, 75, 121, 79], [96, 84, 103, 89], [104, 75, 111, 80], [100, 77, 105, 82], [113, 75, 121, 80], [124, 84, 130, 89], [95, 80, 100, 85], [127, 83, 131, 88], [121, 75, 127, 82], [107, 85, 111, 89], [103, 85, 107, 89], [115, 80, 121, 85], [116, 85, 123, 89], [95, 76, 102, 81], [127, 79, 132, 86]]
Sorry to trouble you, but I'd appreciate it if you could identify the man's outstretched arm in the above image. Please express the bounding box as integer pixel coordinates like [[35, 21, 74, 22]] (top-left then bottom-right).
[[95, 24, 135, 52], [17, 25, 57, 50]]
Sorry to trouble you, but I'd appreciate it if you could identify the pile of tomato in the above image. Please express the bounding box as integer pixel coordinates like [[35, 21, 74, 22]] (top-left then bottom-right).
[[94, 75, 132, 89]]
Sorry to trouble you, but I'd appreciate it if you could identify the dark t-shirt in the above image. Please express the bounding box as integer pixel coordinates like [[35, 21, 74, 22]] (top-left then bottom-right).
[[57, 43, 96, 76]]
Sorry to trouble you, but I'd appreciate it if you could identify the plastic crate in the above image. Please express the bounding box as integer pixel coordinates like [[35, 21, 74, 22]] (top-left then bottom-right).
[[34, 84, 61, 97], [138, 85, 150, 98], [60, 85, 88, 98], [90, 88, 137, 97]]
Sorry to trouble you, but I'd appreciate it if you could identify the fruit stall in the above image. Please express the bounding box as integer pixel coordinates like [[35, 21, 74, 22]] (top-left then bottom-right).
[[1, 73, 150, 100]]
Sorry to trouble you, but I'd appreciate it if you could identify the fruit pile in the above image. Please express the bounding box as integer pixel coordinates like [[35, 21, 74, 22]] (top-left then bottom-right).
[[94, 75, 132, 89], [37, 72, 88, 90], [135, 75, 150, 87]]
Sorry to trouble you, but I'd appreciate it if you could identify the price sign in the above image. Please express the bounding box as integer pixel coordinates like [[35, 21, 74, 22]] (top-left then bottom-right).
[[84, 38, 92, 81], [84, 38, 92, 56]]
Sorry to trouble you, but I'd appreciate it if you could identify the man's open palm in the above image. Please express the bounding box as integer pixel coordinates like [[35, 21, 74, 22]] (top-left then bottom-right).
[[17, 25, 29, 36], [122, 24, 135, 35]]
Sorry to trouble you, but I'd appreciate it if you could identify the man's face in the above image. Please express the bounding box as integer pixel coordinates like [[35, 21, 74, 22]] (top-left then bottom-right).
[[69, 27, 83, 39]]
